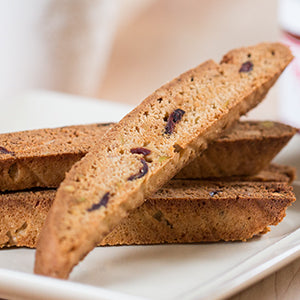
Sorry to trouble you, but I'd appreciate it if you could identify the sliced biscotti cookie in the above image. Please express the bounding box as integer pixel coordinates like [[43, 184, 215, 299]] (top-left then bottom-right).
[[0, 121, 294, 191], [35, 43, 293, 279], [0, 123, 112, 191], [176, 121, 297, 178], [0, 164, 295, 248], [104, 181, 295, 245], [1, 167, 296, 248]]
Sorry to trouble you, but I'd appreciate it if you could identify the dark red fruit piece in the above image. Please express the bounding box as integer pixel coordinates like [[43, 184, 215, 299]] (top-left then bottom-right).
[[0, 146, 15, 156], [87, 192, 110, 212], [239, 61, 253, 73], [164, 108, 185, 135], [128, 158, 148, 181], [130, 147, 151, 156]]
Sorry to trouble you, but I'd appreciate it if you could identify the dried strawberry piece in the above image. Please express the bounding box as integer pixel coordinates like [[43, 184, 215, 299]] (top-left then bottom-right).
[[239, 61, 253, 73], [87, 192, 110, 212], [0, 146, 15, 156], [164, 108, 185, 135], [130, 147, 151, 156], [128, 158, 148, 181]]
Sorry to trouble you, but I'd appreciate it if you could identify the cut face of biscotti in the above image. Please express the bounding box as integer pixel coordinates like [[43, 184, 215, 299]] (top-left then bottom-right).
[[0, 121, 295, 191], [0, 164, 295, 248], [0, 123, 112, 191], [176, 121, 297, 178], [35, 42, 293, 279], [110, 181, 295, 245]]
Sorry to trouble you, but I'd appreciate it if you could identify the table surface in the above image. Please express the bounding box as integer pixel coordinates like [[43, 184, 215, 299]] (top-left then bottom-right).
[[98, 0, 300, 299]]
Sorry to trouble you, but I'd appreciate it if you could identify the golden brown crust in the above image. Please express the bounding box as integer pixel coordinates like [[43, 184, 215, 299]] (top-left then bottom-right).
[[0, 166, 295, 248], [34, 43, 293, 279]]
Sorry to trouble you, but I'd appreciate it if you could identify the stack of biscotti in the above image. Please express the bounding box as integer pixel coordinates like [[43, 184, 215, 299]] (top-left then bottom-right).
[[0, 121, 296, 248], [1, 42, 294, 278]]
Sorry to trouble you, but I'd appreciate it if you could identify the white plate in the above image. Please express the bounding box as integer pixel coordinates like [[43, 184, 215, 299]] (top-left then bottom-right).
[[0, 91, 299, 300]]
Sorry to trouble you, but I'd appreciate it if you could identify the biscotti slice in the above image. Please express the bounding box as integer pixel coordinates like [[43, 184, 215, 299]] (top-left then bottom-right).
[[35, 43, 293, 279], [176, 121, 297, 178], [104, 181, 295, 245], [0, 121, 295, 191], [0, 165, 295, 248], [0, 123, 112, 191]]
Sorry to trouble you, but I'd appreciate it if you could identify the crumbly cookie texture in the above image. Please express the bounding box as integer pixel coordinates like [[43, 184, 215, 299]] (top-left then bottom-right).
[[0, 121, 295, 191], [177, 121, 297, 178], [0, 124, 111, 191], [0, 164, 295, 248], [34, 43, 293, 279]]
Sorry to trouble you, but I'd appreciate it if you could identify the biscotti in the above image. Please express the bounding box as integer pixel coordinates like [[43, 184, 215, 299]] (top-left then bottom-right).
[[0, 164, 295, 248], [35, 43, 293, 278], [0, 123, 112, 191], [0, 121, 295, 192], [108, 181, 295, 245], [177, 121, 297, 178]]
